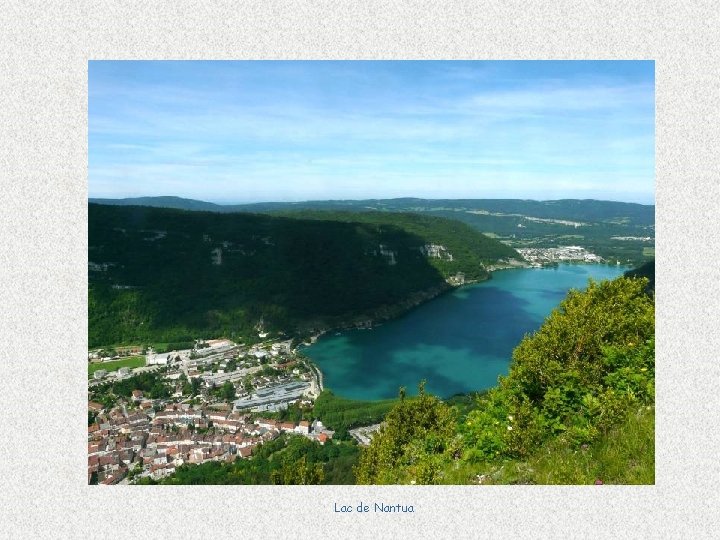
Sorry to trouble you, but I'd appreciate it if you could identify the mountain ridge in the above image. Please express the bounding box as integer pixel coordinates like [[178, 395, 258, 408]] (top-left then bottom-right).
[[89, 203, 519, 347], [89, 195, 655, 265], [89, 195, 654, 224]]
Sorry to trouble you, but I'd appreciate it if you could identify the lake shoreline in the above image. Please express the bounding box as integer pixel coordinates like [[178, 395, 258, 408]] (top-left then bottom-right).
[[303, 263, 630, 402]]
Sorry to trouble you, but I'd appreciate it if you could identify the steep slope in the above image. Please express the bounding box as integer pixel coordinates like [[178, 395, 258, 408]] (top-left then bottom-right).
[[625, 260, 655, 291], [355, 276, 655, 485], [89, 204, 518, 347], [268, 209, 522, 267]]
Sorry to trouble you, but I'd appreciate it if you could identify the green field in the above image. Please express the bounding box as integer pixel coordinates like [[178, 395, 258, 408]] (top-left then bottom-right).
[[88, 356, 145, 378], [642, 247, 655, 257]]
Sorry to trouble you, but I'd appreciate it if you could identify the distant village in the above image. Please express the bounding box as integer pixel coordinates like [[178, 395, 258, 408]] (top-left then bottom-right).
[[516, 246, 605, 266], [88, 338, 334, 485]]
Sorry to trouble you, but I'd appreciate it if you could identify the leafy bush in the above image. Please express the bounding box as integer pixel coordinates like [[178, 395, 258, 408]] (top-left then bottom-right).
[[355, 382, 457, 485], [356, 276, 654, 484], [469, 276, 655, 459]]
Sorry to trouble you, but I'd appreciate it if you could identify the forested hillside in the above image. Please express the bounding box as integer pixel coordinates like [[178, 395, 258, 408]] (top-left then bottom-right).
[[269, 209, 521, 272], [91, 196, 655, 264], [356, 276, 655, 485], [89, 204, 518, 347]]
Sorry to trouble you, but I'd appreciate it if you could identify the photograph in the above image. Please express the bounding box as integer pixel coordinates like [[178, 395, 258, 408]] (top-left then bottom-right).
[[87, 60, 655, 486]]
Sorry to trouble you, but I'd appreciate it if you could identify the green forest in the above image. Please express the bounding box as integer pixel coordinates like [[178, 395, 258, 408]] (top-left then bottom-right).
[[312, 391, 399, 439], [89, 204, 518, 347], [91, 196, 655, 265]]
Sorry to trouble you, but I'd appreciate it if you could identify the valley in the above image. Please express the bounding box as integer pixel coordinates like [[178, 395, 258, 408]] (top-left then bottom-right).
[[87, 198, 655, 486]]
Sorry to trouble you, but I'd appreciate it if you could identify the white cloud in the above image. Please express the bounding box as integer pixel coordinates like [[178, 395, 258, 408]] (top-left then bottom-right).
[[89, 62, 654, 203]]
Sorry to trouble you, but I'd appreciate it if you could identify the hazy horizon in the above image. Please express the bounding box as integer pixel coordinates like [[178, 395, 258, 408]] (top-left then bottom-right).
[[89, 194, 655, 206], [89, 61, 655, 205]]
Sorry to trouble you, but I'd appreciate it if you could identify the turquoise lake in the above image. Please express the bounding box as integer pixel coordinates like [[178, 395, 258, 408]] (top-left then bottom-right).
[[303, 263, 628, 400]]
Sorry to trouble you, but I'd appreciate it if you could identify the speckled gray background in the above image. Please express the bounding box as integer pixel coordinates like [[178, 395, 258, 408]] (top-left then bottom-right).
[[1, 1, 718, 538]]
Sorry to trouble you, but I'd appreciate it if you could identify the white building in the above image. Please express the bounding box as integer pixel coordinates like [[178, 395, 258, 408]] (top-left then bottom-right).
[[295, 421, 310, 435]]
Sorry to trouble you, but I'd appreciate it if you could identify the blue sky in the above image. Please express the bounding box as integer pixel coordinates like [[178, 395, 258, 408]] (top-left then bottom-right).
[[89, 61, 655, 204]]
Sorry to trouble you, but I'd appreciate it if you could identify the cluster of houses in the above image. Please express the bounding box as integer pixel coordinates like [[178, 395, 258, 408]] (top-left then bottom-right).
[[88, 337, 332, 484], [517, 246, 604, 265], [88, 398, 334, 485]]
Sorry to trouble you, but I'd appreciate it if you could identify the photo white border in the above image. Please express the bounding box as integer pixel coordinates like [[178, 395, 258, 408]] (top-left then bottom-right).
[[2, 1, 718, 538]]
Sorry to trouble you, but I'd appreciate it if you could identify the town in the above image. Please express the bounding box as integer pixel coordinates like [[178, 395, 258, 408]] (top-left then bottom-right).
[[88, 338, 335, 484], [516, 245, 605, 266]]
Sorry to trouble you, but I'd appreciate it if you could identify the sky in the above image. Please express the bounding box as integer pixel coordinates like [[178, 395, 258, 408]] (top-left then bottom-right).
[[89, 60, 655, 204]]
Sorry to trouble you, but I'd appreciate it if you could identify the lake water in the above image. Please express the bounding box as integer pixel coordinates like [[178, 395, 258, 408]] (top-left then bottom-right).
[[303, 264, 628, 400]]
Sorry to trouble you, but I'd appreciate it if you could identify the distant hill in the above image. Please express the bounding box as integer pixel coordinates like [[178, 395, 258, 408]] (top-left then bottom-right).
[[90, 196, 654, 225], [89, 204, 519, 347], [230, 197, 655, 226], [89, 196, 224, 212]]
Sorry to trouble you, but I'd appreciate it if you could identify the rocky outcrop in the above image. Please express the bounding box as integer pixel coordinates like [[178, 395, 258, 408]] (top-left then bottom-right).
[[417, 244, 453, 261]]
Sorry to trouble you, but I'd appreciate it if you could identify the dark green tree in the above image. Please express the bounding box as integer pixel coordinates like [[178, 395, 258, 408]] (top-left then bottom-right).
[[271, 455, 324, 485], [220, 381, 236, 401], [355, 381, 457, 485]]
